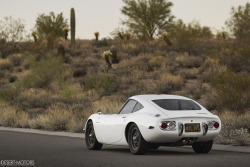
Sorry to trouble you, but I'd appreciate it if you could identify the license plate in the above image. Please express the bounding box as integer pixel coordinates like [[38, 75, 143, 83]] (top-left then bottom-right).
[[185, 123, 200, 132]]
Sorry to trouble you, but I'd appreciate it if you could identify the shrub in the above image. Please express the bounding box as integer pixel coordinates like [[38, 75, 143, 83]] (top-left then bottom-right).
[[93, 38, 109, 47], [215, 111, 250, 146], [8, 75, 17, 83], [0, 105, 29, 128], [0, 58, 13, 71], [175, 53, 203, 68], [0, 86, 17, 102], [156, 73, 184, 94], [219, 47, 250, 72], [92, 95, 125, 114], [28, 105, 71, 131], [212, 71, 250, 113], [170, 20, 213, 54], [110, 45, 119, 63], [9, 54, 23, 66], [179, 68, 200, 79], [59, 84, 79, 99], [57, 43, 65, 57], [73, 69, 86, 78], [148, 56, 165, 71], [21, 54, 63, 88], [85, 73, 117, 95], [201, 58, 227, 82]]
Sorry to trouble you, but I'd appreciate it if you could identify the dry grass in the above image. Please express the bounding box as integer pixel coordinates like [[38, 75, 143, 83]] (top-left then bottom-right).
[[0, 58, 13, 71], [92, 95, 125, 114], [8, 53, 23, 66], [178, 68, 201, 79], [175, 53, 203, 68], [0, 103, 29, 128], [28, 104, 87, 132], [201, 58, 227, 82], [156, 73, 184, 94], [214, 111, 250, 146]]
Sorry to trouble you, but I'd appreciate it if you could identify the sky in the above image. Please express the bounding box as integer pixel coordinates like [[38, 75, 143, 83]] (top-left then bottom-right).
[[0, 0, 249, 39]]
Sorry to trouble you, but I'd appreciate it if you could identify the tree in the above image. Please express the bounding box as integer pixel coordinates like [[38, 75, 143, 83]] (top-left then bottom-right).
[[121, 0, 174, 40], [0, 16, 26, 42], [226, 3, 250, 40], [35, 12, 68, 39]]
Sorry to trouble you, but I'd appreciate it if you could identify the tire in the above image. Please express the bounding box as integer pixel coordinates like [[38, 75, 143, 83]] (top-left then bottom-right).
[[128, 123, 148, 155], [85, 121, 103, 150], [192, 140, 213, 153]]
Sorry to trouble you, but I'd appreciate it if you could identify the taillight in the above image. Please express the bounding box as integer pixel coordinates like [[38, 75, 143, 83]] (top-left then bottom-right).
[[207, 121, 220, 130], [160, 121, 176, 131], [213, 122, 219, 129], [161, 122, 168, 129]]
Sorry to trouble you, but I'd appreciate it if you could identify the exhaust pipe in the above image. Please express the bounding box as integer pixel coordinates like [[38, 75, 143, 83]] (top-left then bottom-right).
[[181, 138, 198, 145]]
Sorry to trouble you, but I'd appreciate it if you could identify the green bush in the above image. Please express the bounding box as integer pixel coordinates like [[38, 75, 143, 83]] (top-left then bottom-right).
[[0, 87, 16, 102], [21, 54, 63, 88], [85, 74, 116, 94], [212, 71, 250, 113]]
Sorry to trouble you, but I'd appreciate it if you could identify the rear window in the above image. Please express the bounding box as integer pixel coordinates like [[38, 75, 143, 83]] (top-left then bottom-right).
[[152, 99, 201, 110]]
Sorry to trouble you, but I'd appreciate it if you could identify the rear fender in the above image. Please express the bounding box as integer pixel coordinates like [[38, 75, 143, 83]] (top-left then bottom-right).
[[125, 113, 159, 143]]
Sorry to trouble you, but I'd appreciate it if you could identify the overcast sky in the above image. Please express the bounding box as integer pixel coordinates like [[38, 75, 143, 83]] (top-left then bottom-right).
[[0, 0, 249, 39]]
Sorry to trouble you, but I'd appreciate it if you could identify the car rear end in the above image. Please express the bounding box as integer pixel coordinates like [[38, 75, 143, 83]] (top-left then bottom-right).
[[141, 97, 221, 145], [143, 116, 221, 144]]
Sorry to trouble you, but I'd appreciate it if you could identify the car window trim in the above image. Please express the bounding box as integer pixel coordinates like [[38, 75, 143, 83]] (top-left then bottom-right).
[[118, 99, 137, 114], [132, 102, 144, 113]]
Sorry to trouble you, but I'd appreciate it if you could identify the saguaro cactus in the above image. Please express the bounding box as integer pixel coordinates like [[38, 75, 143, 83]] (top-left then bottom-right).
[[70, 8, 75, 47]]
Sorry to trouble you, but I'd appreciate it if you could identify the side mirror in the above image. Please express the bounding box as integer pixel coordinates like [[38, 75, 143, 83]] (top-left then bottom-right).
[[97, 109, 102, 115]]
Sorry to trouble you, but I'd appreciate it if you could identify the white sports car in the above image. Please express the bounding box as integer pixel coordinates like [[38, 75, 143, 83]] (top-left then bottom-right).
[[84, 94, 221, 154]]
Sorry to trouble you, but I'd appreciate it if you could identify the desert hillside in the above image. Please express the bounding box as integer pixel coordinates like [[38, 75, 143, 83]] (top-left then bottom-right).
[[0, 36, 249, 145]]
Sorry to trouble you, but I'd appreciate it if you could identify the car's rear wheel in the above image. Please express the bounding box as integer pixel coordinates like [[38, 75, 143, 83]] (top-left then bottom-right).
[[85, 121, 103, 150], [128, 123, 148, 155], [192, 140, 213, 153]]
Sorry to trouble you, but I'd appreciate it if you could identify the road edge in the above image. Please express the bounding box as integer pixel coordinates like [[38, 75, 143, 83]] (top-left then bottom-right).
[[0, 126, 84, 139], [1, 126, 249, 153]]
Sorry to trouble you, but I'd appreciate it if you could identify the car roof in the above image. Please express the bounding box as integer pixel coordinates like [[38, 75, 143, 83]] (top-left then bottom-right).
[[130, 94, 190, 102]]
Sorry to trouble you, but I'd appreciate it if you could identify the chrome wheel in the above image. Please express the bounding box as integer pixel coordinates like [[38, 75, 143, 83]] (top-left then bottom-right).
[[128, 123, 148, 154], [87, 126, 95, 147], [131, 128, 140, 150], [85, 121, 103, 150]]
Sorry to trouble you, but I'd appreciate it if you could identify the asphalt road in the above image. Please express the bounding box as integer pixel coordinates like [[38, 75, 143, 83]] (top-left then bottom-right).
[[0, 131, 249, 167]]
